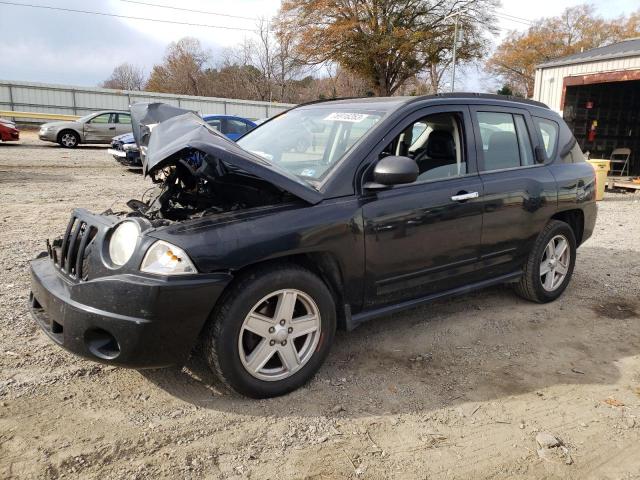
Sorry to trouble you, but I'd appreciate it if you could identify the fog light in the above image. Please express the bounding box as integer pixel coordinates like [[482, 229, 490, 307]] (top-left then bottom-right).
[[85, 328, 120, 360]]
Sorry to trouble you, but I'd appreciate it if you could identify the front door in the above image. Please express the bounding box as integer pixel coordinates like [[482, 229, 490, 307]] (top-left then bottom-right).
[[361, 106, 484, 307], [84, 113, 117, 142]]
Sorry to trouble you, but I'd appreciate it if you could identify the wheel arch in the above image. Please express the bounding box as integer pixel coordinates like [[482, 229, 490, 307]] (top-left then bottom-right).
[[209, 252, 347, 332], [551, 209, 585, 246], [56, 128, 81, 144]]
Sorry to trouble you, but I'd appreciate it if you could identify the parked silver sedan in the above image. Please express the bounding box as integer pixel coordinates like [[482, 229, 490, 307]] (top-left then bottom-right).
[[38, 111, 132, 148]]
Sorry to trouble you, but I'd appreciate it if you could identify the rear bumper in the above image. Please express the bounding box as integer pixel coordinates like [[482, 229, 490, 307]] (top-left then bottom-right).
[[29, 256, 232, 368]]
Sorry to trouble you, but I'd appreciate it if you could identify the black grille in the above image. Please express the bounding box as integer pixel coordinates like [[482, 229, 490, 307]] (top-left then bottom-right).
[[48, 215, 98, 281]]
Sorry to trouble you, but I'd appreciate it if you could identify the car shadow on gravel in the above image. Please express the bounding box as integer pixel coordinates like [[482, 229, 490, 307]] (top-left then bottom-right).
[[141, 269, 640, 418]]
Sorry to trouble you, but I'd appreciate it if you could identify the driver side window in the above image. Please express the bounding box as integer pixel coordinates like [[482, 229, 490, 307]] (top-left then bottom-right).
[[380, 112, 466, 182]]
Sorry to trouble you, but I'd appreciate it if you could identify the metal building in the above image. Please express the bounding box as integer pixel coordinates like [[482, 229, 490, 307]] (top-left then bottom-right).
[[533, 38, 640, 174]]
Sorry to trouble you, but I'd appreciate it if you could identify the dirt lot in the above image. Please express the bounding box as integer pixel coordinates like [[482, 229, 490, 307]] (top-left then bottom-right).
[[1, 131, 639, 479]]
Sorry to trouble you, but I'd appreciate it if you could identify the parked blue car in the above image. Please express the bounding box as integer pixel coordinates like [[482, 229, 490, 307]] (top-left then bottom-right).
[[108, 114, 257, 166]]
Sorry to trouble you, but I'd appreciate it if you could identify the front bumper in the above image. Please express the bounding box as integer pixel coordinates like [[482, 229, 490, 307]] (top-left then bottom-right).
[[108, 148, 127, 157], [29, 256, 232, 368], [39, 131, 57, 142]]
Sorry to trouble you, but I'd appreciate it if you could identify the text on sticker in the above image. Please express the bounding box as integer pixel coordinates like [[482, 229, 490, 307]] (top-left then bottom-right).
[[324, 112, 369, 123]]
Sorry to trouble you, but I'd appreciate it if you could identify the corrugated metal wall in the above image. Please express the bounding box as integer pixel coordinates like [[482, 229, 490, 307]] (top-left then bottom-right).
[[533, 56, 640, 112], [0, 80, 294, 123]]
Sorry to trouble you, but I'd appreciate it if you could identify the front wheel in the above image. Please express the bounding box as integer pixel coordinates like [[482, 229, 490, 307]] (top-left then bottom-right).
[[203, 264, 336, 398], [515, 220, 577, 303], [58, 130, 79, 148]]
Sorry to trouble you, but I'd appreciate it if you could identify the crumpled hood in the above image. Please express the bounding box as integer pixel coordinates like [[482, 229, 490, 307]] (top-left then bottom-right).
[[135, 106, 322, 205], [130, 102, 194, 151]]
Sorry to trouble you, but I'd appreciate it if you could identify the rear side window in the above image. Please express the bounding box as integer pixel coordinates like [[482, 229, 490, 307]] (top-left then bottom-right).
[[117, 113, 131, 125], [534, 117, 559, 159], [477, 112, 534, 171]]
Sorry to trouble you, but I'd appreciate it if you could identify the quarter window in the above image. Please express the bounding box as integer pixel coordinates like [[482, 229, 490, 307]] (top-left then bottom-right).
[[477, 112, 534, 170], [534, 117, 559, 159], [379, 112, 466, 182]]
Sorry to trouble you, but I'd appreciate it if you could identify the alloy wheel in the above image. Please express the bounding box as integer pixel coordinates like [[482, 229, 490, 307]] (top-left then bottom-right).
[[238, 289, 321, 381], [540, 234, 570, 292], [61, 133, 77, 147]]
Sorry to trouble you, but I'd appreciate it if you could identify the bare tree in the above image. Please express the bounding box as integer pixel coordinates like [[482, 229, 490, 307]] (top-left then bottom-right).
[[101, 63, 146, 91], [146, 38, 211, 96]]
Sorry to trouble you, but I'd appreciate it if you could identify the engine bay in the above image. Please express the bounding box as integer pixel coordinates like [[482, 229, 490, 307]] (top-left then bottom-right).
[[115, 149, 296, 225]]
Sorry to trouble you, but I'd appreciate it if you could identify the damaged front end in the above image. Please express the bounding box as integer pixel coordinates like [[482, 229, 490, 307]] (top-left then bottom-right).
[[120, 104, 322, 224]]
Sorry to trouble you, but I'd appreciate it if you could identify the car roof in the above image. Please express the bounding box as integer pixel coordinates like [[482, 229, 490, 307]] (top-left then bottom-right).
[[295, 93, 549, 112], [202, 114, 254, 121]]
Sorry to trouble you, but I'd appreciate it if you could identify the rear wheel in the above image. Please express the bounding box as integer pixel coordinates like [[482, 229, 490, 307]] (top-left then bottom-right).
[[515, 220, 577, 303], [203, 264, 336, 398], [58, 130, 79, 148]]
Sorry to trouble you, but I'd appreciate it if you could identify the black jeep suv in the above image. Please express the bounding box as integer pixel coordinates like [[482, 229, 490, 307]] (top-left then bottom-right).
[[29, 96, 596, 398]]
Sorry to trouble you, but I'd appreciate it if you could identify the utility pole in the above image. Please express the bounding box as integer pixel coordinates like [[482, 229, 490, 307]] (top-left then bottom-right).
[[451, 15, 459, 92], [448, 8, 466, 92]]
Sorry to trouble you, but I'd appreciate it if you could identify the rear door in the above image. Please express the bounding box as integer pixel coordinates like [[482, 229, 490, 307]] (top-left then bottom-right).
[[361, 105, 484, 307], [84, 113, 117, 143], [470, 105, 557, 276], [115, 113, 132, 136]]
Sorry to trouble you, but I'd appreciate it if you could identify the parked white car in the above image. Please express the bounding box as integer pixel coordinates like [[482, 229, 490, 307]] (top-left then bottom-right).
[[39, 111, 132, 148]]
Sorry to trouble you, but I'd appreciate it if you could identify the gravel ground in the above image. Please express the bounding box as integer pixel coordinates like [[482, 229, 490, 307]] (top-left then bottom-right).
[[1, 132, 639, 479]]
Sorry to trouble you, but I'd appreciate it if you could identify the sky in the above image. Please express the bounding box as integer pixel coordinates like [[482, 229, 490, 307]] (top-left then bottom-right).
[[0, 0, 638, 91]]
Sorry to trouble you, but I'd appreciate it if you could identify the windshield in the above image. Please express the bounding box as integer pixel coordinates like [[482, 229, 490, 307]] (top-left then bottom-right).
[[77, 112, 98, 123], [237, 106, 386, 183]]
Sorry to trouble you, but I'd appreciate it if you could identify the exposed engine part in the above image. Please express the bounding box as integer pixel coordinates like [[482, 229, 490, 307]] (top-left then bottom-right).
[[118, 149, 295, 223]]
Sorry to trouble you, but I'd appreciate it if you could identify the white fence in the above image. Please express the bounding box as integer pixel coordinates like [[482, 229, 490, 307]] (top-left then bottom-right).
[[0, 80, 294, 123]]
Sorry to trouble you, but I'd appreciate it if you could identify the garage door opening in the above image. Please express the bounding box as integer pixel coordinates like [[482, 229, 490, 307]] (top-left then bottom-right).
[[562, 78, 640, 175]]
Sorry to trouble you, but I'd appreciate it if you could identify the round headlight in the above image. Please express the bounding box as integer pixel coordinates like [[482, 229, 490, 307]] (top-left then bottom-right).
[[108, 221, 140, 266]]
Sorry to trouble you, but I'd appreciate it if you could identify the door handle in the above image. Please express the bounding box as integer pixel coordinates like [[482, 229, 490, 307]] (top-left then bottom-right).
[[109, 127, 116, 130], [450, 191, 479, 202], [374, 225, 396, 232]]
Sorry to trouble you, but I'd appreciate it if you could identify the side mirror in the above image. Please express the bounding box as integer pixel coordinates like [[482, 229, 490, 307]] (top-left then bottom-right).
[[366, 155, 419, 189], [534, 146, 546, 163]]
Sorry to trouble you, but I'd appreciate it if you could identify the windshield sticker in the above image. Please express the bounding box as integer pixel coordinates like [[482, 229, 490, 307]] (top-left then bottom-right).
[[323, 112, 369, 123], [300, 168, 316, 177]]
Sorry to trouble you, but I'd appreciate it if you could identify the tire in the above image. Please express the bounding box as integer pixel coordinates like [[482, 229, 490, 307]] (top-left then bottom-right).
[[203, 264, 336, 398], [515, 220, 577, 303], [58, 130, 80, 148]]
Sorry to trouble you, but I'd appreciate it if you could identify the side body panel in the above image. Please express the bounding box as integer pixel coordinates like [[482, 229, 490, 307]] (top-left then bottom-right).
[[148, 198, 367, 312]]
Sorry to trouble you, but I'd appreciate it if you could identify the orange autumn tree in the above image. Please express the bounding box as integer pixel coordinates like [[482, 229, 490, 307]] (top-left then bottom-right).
[[276, 0, 499, 96], [487, 5, 640, 97]]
